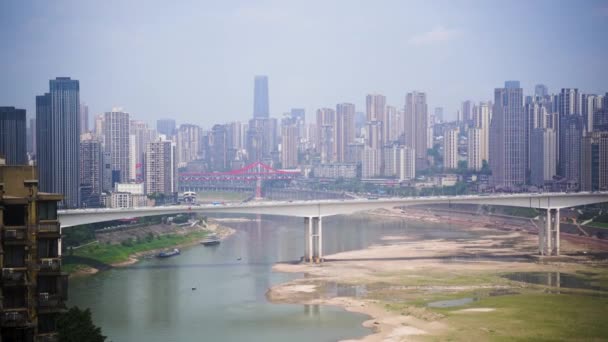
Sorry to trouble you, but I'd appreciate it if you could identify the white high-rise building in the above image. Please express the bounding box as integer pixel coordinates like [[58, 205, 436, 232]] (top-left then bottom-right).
[[404, 91, 428, 170], [316, 108, 336, 163], [383, 145, 415, 181], [444, 128, 459, 170], [530, 128, 557, 186], [467, 128, 483, 171], [177, 124, 202, 167], [145, 138, 177, 196], [129, 120, 156, 182], [474, 102, 491, 162], [362, 147, 380, 178], [104, 109, 130, 183], [336, 103, 356, 163]]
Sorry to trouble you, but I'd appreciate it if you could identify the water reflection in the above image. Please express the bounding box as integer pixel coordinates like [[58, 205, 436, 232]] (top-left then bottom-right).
[[502, 272, 608, 292]]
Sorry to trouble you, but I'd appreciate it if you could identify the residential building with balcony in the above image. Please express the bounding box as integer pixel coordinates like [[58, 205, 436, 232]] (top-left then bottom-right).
[[0, 165, 66, 342]]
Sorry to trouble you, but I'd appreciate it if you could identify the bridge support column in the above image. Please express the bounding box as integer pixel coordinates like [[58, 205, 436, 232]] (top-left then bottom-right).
[[540, 208, 560, 256], [303, 217, 323, 263]]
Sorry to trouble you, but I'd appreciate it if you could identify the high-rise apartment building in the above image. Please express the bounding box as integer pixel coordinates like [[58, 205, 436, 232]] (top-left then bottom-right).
[[79, 103, 89, 134], [444, 127, 459, 170], [467, 128, 482, 171], [461, 100, 473, 124], [582, 94, 604, 133], [434, 107, 444, 123], [104, 109, 130, 183], [581, 131, 608, 191], [336, 103, 355, 163], [129, 121, 156, 182], [366, 94, 386, 122], [145, 139, 176, 196], [156, 118, 176, 137], [210, 124, 228, 171], [387, 106, 401, 142], [529, 128, 557, 186], [489, 81, 526, 187], [404, 91, 428, 170], [383, 145, 415, 181], [281, 124, 298, 168], [36, 77, 80, 208], [535, 84, 548, 98], [79, 135, 104, 207], [177, 124, 202, 168], [558, 115, 584, 184], [253, 75, 270, 118], [0, 107, 27, 165], [0, 165, 66, 341], [316, 108, 336, 163], [361, 146, 380, 178]]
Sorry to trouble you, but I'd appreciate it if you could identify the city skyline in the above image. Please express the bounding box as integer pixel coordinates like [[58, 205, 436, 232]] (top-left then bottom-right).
[[1, 1, 607, 126]]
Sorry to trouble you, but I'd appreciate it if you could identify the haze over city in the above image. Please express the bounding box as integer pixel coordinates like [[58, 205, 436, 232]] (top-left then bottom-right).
[[1, 0, 608, 126]]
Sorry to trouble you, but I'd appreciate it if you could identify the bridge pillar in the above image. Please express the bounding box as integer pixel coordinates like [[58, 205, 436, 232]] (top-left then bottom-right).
[[303, 216, 323, 263], [540, 208, 560, 256]]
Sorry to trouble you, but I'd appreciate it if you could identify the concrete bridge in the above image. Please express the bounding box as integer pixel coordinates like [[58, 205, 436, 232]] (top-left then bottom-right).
[[59, 192, 608, 260]]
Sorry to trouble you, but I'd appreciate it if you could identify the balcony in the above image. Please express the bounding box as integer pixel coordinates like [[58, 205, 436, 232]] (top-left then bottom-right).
[[36, 333, 59, 342], [38, 293, 65, 312], [1, 309, 29, 327], [1, 268, 28, 286], [38, 258, 61, 272], [2, 226, 28, 243], [38, 220, 60, 236]]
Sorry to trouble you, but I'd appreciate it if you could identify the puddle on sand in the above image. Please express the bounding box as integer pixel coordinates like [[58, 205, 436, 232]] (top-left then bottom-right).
[[427, 297, 477, 308], [501, 272, 607, 292]]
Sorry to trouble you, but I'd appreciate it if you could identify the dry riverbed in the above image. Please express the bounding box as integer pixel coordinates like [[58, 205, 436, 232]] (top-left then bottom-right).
[[268, 209, 608, 341]]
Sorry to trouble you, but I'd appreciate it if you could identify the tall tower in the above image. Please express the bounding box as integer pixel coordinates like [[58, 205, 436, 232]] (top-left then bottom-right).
[[104, 109, 130, 183], [316, 108, 336, 163], [336, 103, 355, 163], [36, 77, 80, 208], [489, 81, 526, 187], [253, 75, 270, 118], [0, 107, 27, 165], [404, 91, 428, 170]]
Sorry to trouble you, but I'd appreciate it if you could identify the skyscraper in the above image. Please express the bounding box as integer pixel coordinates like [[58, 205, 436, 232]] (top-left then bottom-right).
[[404, 91, 428, 170], [489, 81, 526, 187], [558, 115, 583, 183], [461, 100, 473, 124], [129, 120, 156, 181], [281, 124, 298, 168], [444, 127, 459, 170], [157, 118, 176, 137], [36, 77, 80, 208], [104, 109, 130, 183], [79, 135, 104, 207], [177, 124, 202, 167], [534, 84, 548, 98], [336, 103, 355, 163], [253, 75, 269, 118], [529, 128, 557, 186], [581, 131, 608, 191], [145, 139, 176, 196], [0, 107, 27, 165], [316, 108, 336, 163], [467, 128, 482, 171], [365, 94, 386, 122], [80, 102, 89, 134]]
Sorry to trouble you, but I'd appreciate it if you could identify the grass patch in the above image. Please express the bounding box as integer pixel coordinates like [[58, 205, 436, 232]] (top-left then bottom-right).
[[65, 231, 208, 265], [426, 292, 608, 341], [587, 221, 608, 229]]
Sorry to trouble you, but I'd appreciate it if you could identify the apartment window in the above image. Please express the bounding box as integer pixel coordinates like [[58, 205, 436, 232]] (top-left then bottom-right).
[[38, 201, 57, 220], [3, 205, 26, 226]]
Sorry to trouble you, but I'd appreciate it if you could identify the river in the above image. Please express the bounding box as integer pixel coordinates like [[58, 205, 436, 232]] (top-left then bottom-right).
[[68, 214, 476, 342]]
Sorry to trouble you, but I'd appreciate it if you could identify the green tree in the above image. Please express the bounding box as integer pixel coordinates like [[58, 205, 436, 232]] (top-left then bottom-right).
[[57, 307, 106, 342]]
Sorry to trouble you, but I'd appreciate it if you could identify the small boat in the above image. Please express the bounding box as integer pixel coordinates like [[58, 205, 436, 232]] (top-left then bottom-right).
[[200, 235, 221, 246], [157, 248, 180, 258]]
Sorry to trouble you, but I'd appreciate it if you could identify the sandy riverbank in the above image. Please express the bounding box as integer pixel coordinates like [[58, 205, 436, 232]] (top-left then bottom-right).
[[268, 209, 608, 341]]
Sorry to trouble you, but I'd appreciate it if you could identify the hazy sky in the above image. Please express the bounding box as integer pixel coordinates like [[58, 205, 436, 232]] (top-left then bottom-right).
[[1, 0, 607, 127]]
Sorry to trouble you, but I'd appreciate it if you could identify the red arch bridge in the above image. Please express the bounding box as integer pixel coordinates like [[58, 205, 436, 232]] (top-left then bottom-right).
[[178, 161, 301, 197]]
